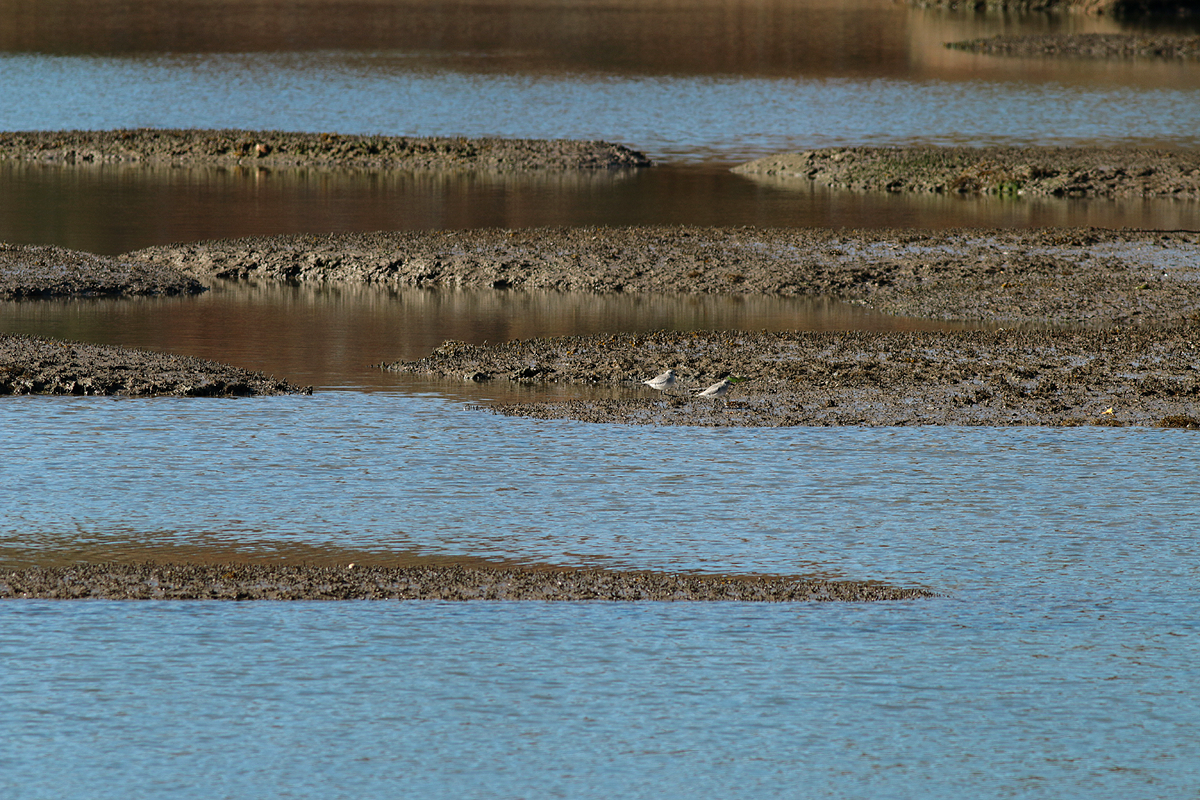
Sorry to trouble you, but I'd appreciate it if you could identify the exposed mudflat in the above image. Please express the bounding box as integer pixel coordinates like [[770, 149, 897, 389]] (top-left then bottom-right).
[[734, 146, 1200, 200], [948, 33, 1200, 59], [0, 129, 652, 171], [909, 0, 1194, 15], [386, 327, 1200, 427], [0, 333, 309, 396], [0, 563, 934, 601], [1, 242, 204, 299], [130, 227, 1200, 327]]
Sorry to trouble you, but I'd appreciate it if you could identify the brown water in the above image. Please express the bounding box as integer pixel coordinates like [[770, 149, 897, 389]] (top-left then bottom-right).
[[0, 281, 988, 391], [4, 162, 1198, 255]]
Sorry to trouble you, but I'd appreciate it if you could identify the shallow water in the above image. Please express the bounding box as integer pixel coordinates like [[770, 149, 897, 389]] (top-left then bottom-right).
[[0, 283, 987, 390], [4, 0, 1200, 796], [3, 0, 1200, 249], [2, 398, 1200, 798]]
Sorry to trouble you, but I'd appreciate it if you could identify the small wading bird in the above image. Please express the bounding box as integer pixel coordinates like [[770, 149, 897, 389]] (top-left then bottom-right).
[[642, 369, 678, 394], [693, 376, 743, 406], [694, 377, 733, 399]]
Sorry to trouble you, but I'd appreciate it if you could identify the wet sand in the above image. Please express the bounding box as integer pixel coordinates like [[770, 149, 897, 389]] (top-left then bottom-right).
[[734, 146, 1200, 199], [0, 129, 652, 171], [385, 327, 1200, 428], [0, 333, 309, 396], [0, 563, 934, 602], [947, 33, 1200, 59]]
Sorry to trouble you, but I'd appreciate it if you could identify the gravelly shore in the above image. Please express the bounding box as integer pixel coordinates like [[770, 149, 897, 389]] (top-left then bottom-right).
[[130, 227, 1200, 327], [734, 146, 1200, 199], [947, 33, 1200, 59], [386, 327, 1200, 427], [0, 334, 309, 396], [0, 563, 935, 601], [0, 129, 652, 171]]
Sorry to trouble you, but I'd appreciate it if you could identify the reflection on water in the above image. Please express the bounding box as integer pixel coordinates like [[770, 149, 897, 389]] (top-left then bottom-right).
[[3, 162, 1197, 255], [0, 282, 982, 391]]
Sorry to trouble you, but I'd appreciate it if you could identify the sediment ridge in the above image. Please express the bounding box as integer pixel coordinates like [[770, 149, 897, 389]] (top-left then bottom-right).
[[129, 227, 1200, 327], [0, 333, 309, 397], [947, 32, 1200, 59], [386, 327, 1200, 427], [0, 129, 653, 171], [733, 146, 1200, 200], [1, 242, 204, 299], [0, 563, 935, 601]]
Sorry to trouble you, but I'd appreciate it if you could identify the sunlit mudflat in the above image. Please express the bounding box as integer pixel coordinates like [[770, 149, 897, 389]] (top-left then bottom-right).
[[4, 1, 1200, 796]]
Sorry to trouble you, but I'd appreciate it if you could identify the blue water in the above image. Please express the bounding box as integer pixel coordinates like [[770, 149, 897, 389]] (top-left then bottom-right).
[[3, 52, 1200, 161], [2, 396, 1200, 797], [4, 5, 1200, 796]]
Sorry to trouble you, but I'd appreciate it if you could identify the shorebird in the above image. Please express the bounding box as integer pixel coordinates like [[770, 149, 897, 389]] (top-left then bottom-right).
[[642, 369, 678, 394], [694, 377, 733, 400]]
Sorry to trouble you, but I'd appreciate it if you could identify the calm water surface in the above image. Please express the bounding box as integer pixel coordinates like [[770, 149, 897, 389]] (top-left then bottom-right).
[[2, 399, 1199, 797], [3, 1, 1200, 797]]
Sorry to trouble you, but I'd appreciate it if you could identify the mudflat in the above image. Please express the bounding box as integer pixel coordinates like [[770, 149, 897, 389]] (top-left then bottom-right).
[[0, 333, 309, 397], [0, 242, 204, 299], [385, 327, 1200, 428], [0, 129, 652, 171], [734, 146, 1200, 199], [130, 227, 1200, 327], [947, 33, 1200, 59], [0, 563, 934, 601]]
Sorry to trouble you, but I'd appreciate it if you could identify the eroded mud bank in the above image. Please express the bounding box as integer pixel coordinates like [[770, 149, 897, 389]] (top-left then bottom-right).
[[0, 334, 309, 396]]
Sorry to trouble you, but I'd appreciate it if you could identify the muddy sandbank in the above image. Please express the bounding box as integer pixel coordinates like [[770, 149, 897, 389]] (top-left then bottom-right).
[[910, 0, 1195, 15], [947, 33, 1200, 59], [0, 333, 309, 396], [130, 227, 1200, 327], [385, 327, 1200, 427], [733, 147, 1200, 200], [1, 242, 204, 299], [0, 563, 935, 601], [0, 129, 652, 171]]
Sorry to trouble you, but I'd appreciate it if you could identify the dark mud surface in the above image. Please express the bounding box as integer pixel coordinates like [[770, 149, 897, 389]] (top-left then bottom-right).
[[948, 33, 1200, 59], [0, 563, 934, 602], [734, 146, 1200, 200], [0, 333, 309, 396], [0, 129, 652, 171], [1, 242, 204, 299], [910, 0, 1195, 15], [387, 327, 1200, 427], [131, 227, 1200, 327]]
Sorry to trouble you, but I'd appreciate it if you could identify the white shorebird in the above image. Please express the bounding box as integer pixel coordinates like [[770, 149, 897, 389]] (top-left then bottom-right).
[[642, 369, 678, 394], [694, 378, 733, 400]]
